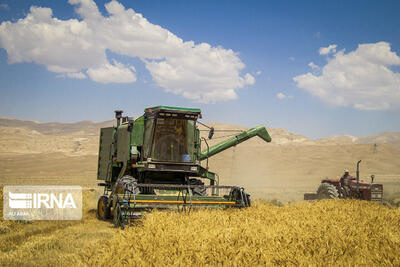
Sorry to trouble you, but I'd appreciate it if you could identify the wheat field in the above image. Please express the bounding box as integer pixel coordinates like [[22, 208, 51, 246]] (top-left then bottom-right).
[[1, 189, 399, 266]]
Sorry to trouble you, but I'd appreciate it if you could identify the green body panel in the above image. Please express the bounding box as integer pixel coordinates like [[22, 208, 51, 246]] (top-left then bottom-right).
[[97, 127, 114, 181], [194, 127, 200, 161], [145, 106, 201, 113], [97, 106, 271, 185], [116, 124, 131, 162], [131, 116, 144, 146], [199, 125, 271, 161]]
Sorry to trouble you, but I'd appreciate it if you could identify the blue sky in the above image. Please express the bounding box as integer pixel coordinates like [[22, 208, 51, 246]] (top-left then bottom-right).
[[0, 0, 399, 139]]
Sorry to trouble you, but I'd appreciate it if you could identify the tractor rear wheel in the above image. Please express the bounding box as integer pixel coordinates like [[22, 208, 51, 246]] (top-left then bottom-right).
[[97, 195, 111, 220], [317, 183, 339, 199]]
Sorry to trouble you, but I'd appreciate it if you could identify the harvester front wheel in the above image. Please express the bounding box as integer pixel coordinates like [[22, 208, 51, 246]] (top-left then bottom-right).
[[97, 195, 111, 220], [113, 203, 126, 229], [317, 183, 339, 199]]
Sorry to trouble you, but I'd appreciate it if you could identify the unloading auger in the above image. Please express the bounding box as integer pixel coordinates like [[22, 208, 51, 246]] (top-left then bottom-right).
[[96, 106, 271, 228]]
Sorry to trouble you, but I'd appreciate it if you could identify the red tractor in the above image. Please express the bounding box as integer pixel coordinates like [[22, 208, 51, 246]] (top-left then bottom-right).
[[304, 160, 384, 203]]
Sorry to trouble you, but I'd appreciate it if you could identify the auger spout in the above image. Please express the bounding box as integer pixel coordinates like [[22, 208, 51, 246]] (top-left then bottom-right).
[[199, 125, 271, 161]]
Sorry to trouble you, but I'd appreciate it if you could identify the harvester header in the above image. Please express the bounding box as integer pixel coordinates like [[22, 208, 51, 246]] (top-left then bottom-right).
[[96, 106, 272, 228]]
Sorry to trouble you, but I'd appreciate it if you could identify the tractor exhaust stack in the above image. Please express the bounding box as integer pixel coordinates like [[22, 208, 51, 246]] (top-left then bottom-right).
[[356, 160, 361, 185], [115, 110, 123, 127]]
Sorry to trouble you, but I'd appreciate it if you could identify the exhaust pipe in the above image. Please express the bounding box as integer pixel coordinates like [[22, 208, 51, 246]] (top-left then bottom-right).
[[115, 110, 123, 127], [356, 160, 361, 186]]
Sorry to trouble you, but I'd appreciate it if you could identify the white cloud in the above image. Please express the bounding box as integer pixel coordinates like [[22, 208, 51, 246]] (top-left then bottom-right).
[[276, 93, 293, 100], [294, 42, 400, 110], [319, 44, 337, 55], [145, 42, 254, 103], [244, 73, 255, 85], [0, 5, 106, 72], [308, 62, 319, 70], [0, 0, 254, 103], [277, 93, 286, 99], [57, 71, 86, 79], [87, 60, 136, 83], [67, 72, 86, 79], [289, 57, 295, 61], [256, 70, 262, 76]]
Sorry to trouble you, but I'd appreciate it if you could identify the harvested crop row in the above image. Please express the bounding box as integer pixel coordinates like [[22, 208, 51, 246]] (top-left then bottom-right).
[[82, 200, 400, 266], [1, 189, 399, 266]]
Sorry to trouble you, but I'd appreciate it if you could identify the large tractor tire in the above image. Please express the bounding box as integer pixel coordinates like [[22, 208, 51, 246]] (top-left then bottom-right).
[[97, 195, 111, 220], [116, 175, 138, 194], [317, 183, 339, 199]]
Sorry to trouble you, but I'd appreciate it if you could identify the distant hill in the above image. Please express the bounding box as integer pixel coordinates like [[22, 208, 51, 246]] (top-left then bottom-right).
[[0, 116, 114, 136], [0, 116, 113, 155], [0, 117, 311, 145], [0, 116, 398, 157], [356, 132, 400, 146], [1, 116, 399, 201], [198, 123, 313, 146], [317, 132, 400, 146]]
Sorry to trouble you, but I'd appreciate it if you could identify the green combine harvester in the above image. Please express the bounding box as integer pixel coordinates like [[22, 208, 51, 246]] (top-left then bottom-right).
[[97, 106, 271, 228]]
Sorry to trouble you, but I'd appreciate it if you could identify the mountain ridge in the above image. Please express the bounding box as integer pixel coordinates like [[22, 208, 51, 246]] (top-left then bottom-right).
[[0, 116, 399, 148]]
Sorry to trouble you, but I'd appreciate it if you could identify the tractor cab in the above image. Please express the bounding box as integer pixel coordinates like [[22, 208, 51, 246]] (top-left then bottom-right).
[[142, 106, 201, 163]]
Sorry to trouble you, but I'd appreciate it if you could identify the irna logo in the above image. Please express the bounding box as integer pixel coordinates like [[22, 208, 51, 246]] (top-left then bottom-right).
[[8, 192, 77, 209], [3, 186, 82, 220]]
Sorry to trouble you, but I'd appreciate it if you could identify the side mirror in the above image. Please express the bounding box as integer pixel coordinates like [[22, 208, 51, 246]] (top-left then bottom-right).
[[208, 127, 214, 140], [371, 175, 375, 183]]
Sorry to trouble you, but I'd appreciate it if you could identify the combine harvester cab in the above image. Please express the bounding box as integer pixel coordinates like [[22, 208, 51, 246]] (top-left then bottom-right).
[[96, 106, 271, 228]]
